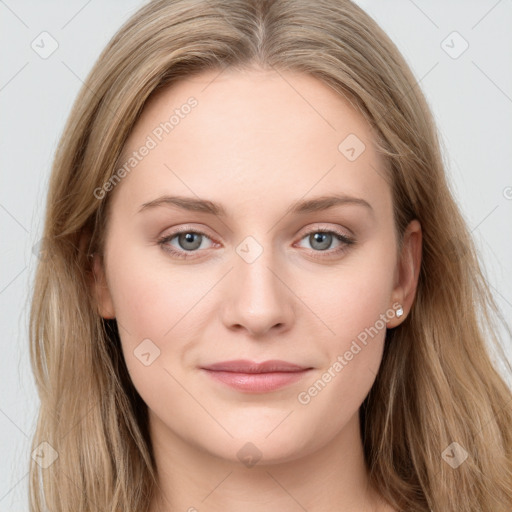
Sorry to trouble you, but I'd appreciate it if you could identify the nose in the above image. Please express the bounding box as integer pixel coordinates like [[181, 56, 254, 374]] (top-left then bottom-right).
[[220, 247, 295, 338]]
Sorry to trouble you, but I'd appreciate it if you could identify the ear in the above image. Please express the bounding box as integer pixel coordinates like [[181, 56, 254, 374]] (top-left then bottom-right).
[[387, 219, 422, 328], [91, 253, 116, 319]]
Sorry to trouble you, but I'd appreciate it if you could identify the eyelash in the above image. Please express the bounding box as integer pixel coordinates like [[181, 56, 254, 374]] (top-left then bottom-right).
[[157, 226, 356, 261]]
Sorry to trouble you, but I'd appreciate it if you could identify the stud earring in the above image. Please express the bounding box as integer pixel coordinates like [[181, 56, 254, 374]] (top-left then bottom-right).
[[396, 306, 404, 318]]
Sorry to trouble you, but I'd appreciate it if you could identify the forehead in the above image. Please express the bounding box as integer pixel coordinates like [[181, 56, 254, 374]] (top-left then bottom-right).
[[127, 67, 372, 152], [111, 67, 390, 218]]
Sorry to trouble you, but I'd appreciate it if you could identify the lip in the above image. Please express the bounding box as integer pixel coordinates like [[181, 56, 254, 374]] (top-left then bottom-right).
[[201, 359, 310, 373], [200, 359, 313, 393]]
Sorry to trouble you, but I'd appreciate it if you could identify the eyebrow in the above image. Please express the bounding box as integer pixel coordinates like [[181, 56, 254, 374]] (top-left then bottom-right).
[[138, 194, 374, 217]]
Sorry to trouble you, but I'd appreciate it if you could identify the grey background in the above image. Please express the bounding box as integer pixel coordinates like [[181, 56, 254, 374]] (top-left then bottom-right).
[[1, 1, 511, 509]]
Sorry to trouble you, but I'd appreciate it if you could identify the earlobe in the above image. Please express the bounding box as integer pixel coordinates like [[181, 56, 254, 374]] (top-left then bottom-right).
[[91, 253, 116, 319], [388, 219, 422, 328]]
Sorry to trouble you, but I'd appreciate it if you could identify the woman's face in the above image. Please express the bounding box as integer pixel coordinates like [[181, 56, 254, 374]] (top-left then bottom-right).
[[93, 67, 420, 464]]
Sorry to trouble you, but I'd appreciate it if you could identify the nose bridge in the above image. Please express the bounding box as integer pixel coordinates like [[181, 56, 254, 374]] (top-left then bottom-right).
[[221, 234, 294, 336]]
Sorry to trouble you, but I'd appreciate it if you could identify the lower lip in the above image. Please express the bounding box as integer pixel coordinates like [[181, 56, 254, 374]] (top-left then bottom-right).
[[202, 369, 311, 393]]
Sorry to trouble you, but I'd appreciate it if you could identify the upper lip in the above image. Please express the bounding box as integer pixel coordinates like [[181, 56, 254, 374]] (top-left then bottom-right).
[[201, 359, 311, 373]]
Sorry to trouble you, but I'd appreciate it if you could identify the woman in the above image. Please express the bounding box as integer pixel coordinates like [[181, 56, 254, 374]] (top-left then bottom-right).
[[28, 0, 512, 511]]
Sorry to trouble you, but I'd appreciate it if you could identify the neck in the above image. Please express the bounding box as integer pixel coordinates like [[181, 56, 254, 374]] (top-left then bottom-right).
[[148, 411, 389, 512]]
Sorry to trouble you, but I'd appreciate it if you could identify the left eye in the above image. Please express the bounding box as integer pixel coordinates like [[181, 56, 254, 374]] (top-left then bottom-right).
[[158, 230, 213, 257], [296, 230, 353, 252]]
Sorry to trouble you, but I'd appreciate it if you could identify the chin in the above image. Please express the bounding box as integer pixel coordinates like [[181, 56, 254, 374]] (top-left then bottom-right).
[[211, 425, 318, 467]]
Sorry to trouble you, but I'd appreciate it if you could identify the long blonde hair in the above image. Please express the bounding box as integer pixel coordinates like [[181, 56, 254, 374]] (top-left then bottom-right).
[[28, 1, 512, 510]]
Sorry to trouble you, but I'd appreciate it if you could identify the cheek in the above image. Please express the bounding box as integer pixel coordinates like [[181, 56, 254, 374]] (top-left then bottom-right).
[[300, 241, 396, 407], [106, 252, 209, 425], [106, 240, 209, 337], [308, 243, 397, 343], [105, 242, 211, 390]]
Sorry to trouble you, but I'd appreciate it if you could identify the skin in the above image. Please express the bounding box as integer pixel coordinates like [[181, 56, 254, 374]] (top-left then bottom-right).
[[93, 66, 421, 512]]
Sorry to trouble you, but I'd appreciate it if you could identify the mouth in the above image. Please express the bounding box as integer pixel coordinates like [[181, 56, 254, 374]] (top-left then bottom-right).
[[200, 359, 313, 393]]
